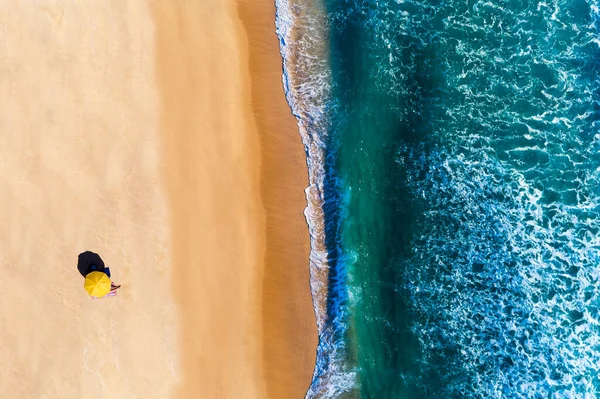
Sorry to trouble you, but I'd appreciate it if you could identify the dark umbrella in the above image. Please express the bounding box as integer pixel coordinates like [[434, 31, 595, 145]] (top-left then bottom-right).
[[77, 251, 106, 278]]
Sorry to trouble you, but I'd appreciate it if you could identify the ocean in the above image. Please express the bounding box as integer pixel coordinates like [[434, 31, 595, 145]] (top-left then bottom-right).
[[276, 0, 600, 397]]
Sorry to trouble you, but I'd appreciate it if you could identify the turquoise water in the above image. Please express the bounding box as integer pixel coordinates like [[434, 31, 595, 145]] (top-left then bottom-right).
[[277, 0, 600, 397]]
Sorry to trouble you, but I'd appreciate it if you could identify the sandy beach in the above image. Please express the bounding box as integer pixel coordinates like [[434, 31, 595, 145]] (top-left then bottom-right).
[[237, 1, 318, 396], [0, 1, 316, 398]]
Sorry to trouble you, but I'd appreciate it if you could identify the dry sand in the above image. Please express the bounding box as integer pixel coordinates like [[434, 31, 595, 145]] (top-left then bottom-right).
[[0, 2, 177, 398], [0, 0, 316, 398]]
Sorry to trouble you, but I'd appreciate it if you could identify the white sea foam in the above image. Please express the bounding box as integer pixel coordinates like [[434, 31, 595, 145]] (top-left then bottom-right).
[[398, 141, 600, 397], [275, 0, 357, 397]]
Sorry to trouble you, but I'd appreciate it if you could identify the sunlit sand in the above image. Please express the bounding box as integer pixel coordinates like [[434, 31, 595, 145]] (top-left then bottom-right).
[[0, 1, 316, 398]]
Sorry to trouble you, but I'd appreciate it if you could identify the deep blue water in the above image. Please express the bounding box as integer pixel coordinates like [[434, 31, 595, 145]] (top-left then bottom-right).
[[276, 0, 600, 397]]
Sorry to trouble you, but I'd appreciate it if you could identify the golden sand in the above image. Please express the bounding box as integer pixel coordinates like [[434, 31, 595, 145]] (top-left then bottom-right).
[[154, 0, 317, 397], [0, 0, 316, 398], [0, 2, 177, 397]]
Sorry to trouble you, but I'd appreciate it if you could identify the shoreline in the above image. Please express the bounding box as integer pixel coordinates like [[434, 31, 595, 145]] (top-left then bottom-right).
[[273, 0, 338, 394], [154, 1, 316, 397]]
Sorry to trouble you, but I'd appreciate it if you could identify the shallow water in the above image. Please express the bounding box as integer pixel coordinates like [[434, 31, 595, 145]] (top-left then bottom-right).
[[277, 0, 600, 397]]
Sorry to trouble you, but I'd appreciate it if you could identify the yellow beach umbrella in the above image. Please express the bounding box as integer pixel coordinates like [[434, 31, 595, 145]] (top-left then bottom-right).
[[84, 271, 111, 297]]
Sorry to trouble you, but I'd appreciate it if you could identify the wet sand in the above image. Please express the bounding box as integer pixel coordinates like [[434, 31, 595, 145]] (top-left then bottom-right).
[[238, 1, 318, 397], [0, 1, 315, 397]]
